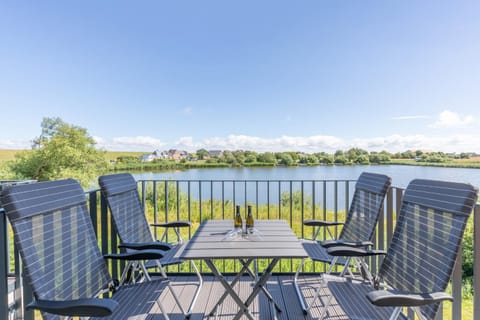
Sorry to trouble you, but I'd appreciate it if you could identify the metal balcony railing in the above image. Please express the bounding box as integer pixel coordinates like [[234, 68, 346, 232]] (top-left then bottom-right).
[[1, 179, 479, 319]]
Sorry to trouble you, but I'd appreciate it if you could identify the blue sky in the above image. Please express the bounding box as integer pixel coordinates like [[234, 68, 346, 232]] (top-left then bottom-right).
[[1, 1, 479, 153]]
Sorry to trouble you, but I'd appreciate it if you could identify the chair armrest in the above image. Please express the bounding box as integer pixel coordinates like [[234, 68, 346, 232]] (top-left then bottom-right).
[[321, 239, 374, 248], [327, 246, 386, 257], [27, 298, 118, 317], [151, 220, 191, 228], [104, 249, 165, 261], [119, 242, 172, 251], [303, 219, 344, 227], [367, 290, 453, 307]]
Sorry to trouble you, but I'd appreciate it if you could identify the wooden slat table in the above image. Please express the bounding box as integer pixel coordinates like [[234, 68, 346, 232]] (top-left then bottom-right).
[[177, 220, 308, 320]]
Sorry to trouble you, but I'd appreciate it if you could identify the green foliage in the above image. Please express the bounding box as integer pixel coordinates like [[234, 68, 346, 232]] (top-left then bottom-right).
[[299, 154, 319, 165], [257, 152, 276, 164], [355, 154, 370, 164], [0, 162, 17, 180], [462, 216, 474, 279], [232, 150, 246, 165], [281, 190, 313, 208], [245, 153, 257, 163], [334, 155, 349, 164], [369, 151, 391, 164], [315, 153, 334, 165], [116, 155, 139, 163], [196, 148, 208, 160], [276, 153, 295, 166], [9, 117, 107, 187]]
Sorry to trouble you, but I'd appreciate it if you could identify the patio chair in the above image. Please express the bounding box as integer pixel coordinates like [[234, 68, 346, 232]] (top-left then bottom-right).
[[294, 172, 391, 312], [0, 178, 180, 320], [318, 179, 478, 319], [98, 173, 202, 315]]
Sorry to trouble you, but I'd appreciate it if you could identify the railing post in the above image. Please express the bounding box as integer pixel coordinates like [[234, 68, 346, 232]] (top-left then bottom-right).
[[452, 246, 462, 319], [22, 265, 34, 320], [474, 204, 480, 319], [0, 209, 9, 320]]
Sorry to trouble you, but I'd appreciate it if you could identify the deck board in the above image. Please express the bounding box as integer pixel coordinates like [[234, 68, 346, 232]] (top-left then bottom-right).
[[153, 274, 346, 319]]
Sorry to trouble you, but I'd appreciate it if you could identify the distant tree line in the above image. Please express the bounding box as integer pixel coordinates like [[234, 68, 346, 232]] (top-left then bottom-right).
[[193, 148, 392, 166], [116, 148, 475, 168]]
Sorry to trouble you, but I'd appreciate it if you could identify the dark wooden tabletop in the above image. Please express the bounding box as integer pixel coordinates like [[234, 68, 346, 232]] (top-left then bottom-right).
[[178, 220, 308, 260]]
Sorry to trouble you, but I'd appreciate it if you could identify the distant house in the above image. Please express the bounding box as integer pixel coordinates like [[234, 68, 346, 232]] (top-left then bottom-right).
[[153, 149, 169, 159], [208, 150, 223, 158], [140, 154, 156, 162], [168, 149, 188, 160]]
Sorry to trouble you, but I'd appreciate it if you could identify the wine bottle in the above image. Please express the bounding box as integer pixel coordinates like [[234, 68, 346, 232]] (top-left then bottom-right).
[[246, 205, 254, 232], [234, 205, 243, 229]]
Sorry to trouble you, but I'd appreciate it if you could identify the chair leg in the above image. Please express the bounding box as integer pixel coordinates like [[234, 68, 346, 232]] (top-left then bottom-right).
[[354, 257, 374, 284], [318, 289, 334, 320], [388, 307, 403, 320], [155, 293, 171, 320], [294, 259, 331, 314], [186, 260, 203, 316], [118, 261, 133, 285], [155, 261, 188, 316], [338, 257, 352, 277], [413, 307, 428, 320], [293, 258, 309, 314]]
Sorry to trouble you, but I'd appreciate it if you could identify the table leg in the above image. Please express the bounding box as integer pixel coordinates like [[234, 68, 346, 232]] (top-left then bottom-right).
[[204, 259, 255, 320], [239, 259, 282, 313], [209, 258, 255, 316], [233, 258, 281, 320]]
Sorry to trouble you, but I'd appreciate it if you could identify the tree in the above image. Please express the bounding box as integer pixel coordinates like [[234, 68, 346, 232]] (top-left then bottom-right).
[[232, 150, 246, 165], [334, 155, 349, 165], [10, 117, 107, 187], [299, 154, 319, 165], [244, 151, 258, 163], [355, 154, 370, 165], [257, 152, 276, 164], [196, 148, 208, 160], [276, 153, 295, 166]]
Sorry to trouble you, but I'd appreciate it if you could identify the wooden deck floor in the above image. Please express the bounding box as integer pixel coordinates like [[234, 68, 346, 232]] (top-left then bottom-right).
[[155, 274, 347, 320]]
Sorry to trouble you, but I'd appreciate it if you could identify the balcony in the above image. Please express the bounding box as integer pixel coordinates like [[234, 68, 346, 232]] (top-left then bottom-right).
[[1, 178, 479, 319]]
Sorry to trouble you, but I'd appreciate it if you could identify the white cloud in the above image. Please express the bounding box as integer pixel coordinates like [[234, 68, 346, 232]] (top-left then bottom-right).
[[429, 110, 474, 128], [175, 136, 201, 149], [177, 134, 479, 153], [94, 136, 165, 151], [3, 133, 478, 154], [192, 134, 345, 152], [0, 139, 31, 150]]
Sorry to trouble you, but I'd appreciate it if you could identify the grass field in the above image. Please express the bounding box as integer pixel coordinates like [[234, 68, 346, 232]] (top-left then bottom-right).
[[0, 149, 147, 163], [0, 149, 22, 162]]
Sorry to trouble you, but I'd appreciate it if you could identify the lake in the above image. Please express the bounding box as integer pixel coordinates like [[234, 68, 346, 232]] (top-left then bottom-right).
[[132, 165, 480, 189], [131, 165, 480, 208]]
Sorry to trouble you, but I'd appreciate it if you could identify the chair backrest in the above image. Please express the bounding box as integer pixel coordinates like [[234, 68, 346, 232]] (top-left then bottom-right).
[[1, 179, 112, 320], [339, 172, 391, 242], [98, 173, 154, 245], [379, 179, 478, 319]]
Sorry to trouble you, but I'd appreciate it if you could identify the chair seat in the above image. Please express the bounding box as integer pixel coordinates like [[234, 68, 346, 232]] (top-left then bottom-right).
[[91, 279, 169, 319], [301, 239, 349, 266], [323, 275, 408, 320], [145, 242, 187, 268]]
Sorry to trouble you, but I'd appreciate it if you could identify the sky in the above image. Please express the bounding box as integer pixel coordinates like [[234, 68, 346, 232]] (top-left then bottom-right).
[[0, 1, 479, 153]]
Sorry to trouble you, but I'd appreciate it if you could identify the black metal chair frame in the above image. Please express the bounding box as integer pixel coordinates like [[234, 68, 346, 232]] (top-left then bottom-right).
[[98, 173, 202, 316], [1, 179, 182, 320], [294, 172, 391, 313], [318, 179, 478, 320]]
